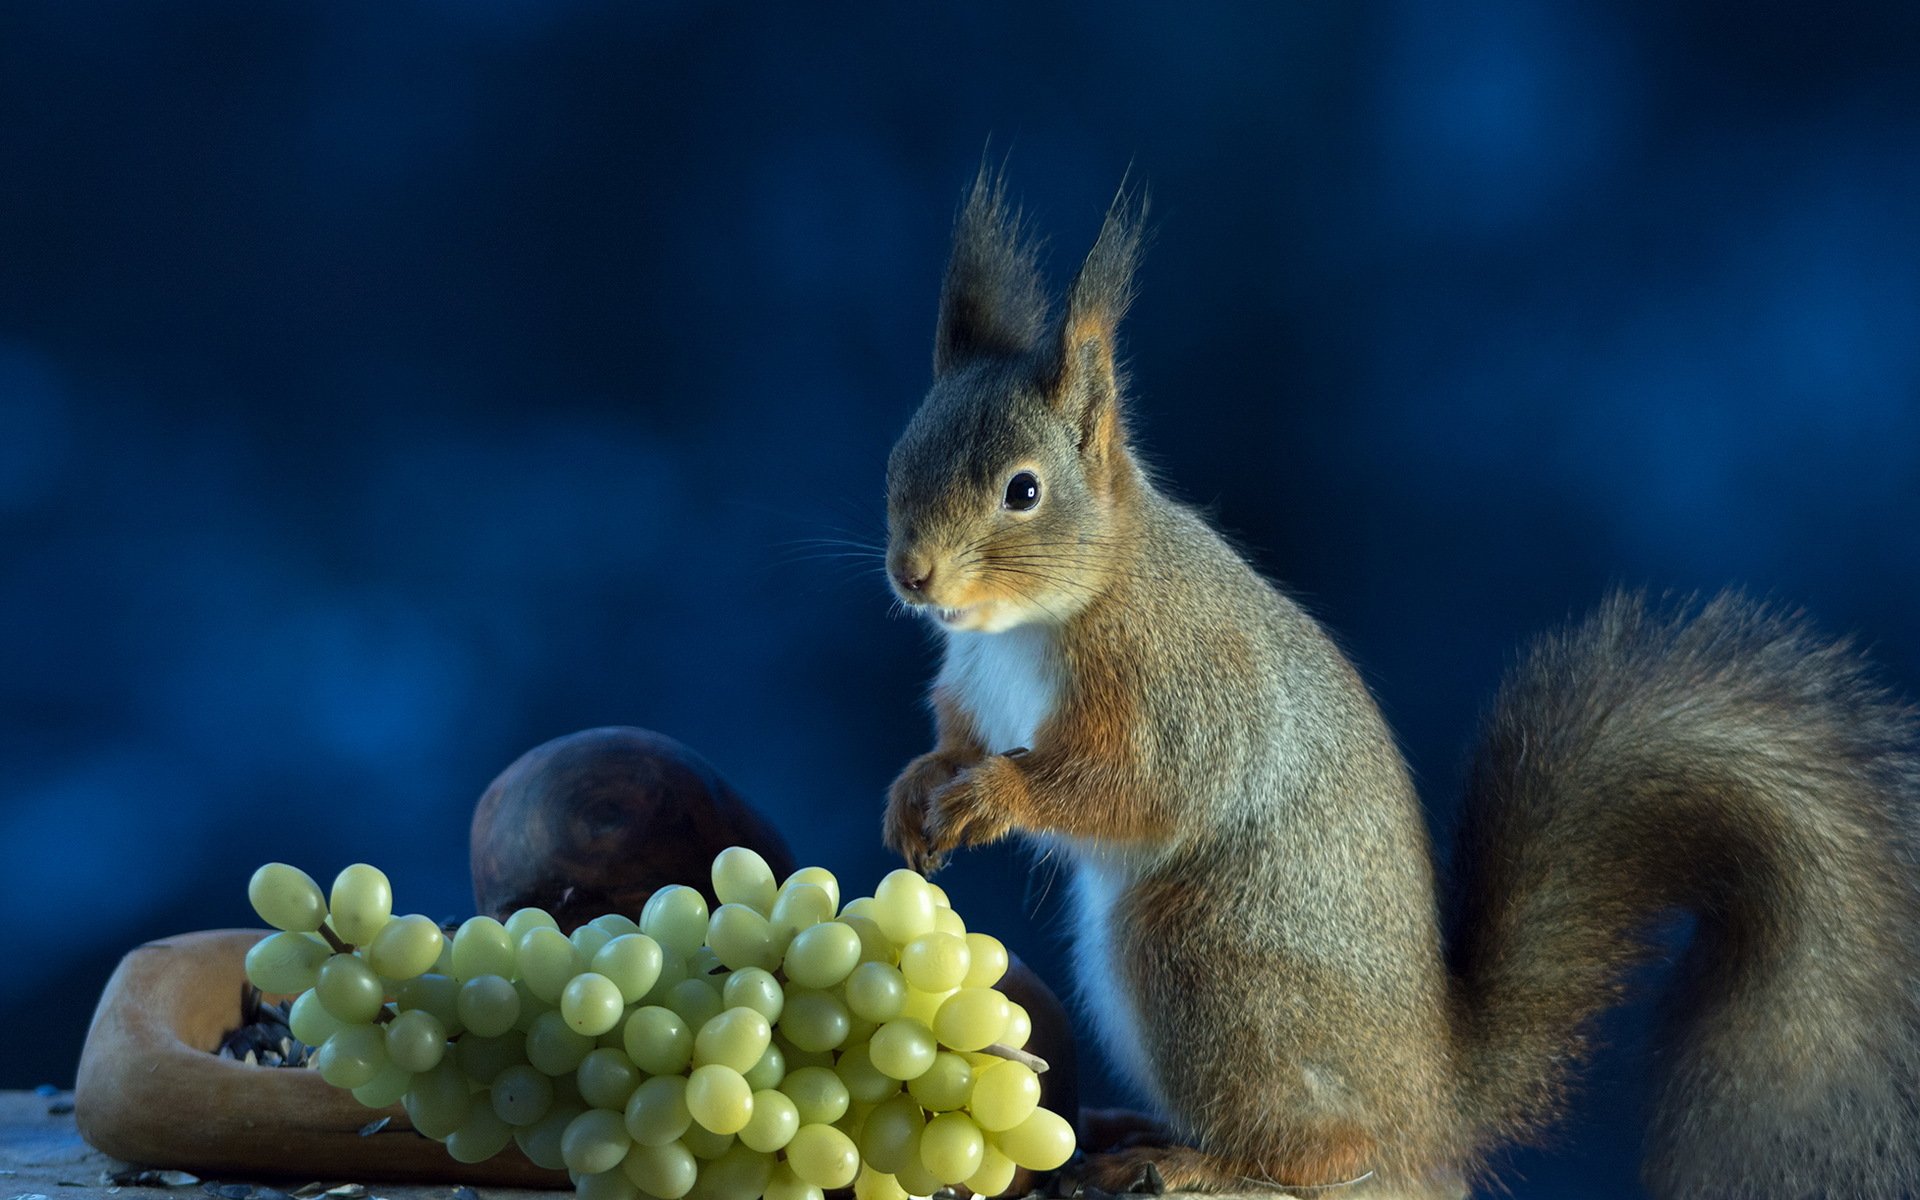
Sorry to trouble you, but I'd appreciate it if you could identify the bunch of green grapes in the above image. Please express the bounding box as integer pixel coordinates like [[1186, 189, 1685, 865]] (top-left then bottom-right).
[[244, 849, 1074, 1200]]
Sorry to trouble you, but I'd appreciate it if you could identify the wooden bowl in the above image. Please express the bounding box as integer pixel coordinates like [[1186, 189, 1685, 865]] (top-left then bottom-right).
[[73, 928, 566, 1185]]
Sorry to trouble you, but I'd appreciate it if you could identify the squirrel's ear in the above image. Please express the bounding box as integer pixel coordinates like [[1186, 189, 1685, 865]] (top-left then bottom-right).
[[1047, 185, 1147, 474], [934, 166, 1048, 376]]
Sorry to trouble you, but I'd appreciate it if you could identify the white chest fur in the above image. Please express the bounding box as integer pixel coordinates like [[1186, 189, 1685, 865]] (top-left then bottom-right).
[[1062, 841, 1164, 1112], [937, 623, 1063, 754]]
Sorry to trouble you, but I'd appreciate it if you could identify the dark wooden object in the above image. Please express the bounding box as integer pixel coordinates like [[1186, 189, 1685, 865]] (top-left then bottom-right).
[[471, 727, 796, 931]]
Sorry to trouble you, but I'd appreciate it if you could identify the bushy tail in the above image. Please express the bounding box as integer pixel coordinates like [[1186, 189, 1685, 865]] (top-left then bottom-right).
[[1449, 590, 1920, 1199]]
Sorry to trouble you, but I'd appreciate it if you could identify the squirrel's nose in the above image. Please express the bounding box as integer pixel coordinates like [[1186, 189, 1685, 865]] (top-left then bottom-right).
[[896, 565, 933, 594]]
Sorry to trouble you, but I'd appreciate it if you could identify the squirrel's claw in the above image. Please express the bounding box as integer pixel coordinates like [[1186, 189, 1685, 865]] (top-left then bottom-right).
[[923, 757, 1019, 862]]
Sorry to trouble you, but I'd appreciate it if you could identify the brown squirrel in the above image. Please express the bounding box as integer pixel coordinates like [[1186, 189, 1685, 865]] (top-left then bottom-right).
[[880, 169, 1920, 1199]]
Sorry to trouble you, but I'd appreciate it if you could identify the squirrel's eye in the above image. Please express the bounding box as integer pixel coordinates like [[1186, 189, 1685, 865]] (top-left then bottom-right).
[[1003, 471, 1041, 512]]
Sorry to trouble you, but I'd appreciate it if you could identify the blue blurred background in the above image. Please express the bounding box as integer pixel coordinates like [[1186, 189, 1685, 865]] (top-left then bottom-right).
[[3, 3, 1918, 1195]]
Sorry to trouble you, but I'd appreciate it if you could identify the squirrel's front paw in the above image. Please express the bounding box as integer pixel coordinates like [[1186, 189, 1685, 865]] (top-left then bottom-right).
[[885, 752, 964, 872], [924, 755, 1024, 867]]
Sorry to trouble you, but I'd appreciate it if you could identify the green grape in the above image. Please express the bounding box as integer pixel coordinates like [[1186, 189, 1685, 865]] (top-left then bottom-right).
[[665, 978, 724, 1029], [783, 922, 862, 990], [712, 846, 778, 914], [778, 990, 850, 1053], [738, 1087, 799, 1152], [314, 1024, 386, 1088], [596, 1011, 635, 1051], [562, 972, 626, 1036], [840, 915, 895, 965], [350, 1061, 412, 1108], [920, 1111, 986, 1183], [1002, 1001, 1032, 1048], [404, 1060, 473, 1140], [516, 1102, 585, 1170], [518, 927, 582, 1004], [289, 988, 347, 1046], [933, 907, 967, 938], [457, 974, 521, 1038], [844, 962, 908, 1024], [685, 1064, 754, 1134], [328, 864, 392, 945], [245, 931, 330, 994], [962, 934, 1008, 988], [967, 1059, 1040, 1131], [742, 1042, 785, 1091], [574, 1167, 639, 1200], [856, 1094, 924, 1174], [622, 1005, 694, 1075], [780, 1065, 849, 1125], [640, 885, 709, 960], [491, 1063, 555, 1126], [892, 1143, 943, 1198], [869, 1019, 937, 1080], [447, 1102, 515, 1164], [526, 1009, 595, 1075], [367, 914, 445, 981], [933, 987, 1011, 1052], [966, 1144, 1018, 1198], [589, 913, 642, 939], [694, 1007, 772, 1074], [900, 932, 970, 993], [706, 1141, 776, 1200], [623, 1074, 692, 1146], [846, 1016, 879, 1046], [680, 1123, 735, 1160], [926, 880, 951, 908], [452, 916, 516, 982], [571, 923, 613, 962], [784, 866, 841, 912], [577, 1046, 641, 1111], [992, 1106, 1074, 1171], [456, 1031, 528, 1086], [316, 954, 385, 1024], [688, 945, 722, 979], [563, 1107, 633, 1175], [769, 882, 835, 941], [384, 1008, 446, 1073], [720, 966, 784, 1023], [248, 863, 327, 932], [786, 1123, 860, 1190], [872, 870, 936, 946], [395, 973, 463, 1034], [512, 979, 543, 1032], [431, 932, 455, 977], [854, 1164, 908, 1200], [551, 1068, 586, 1110], [592, 934, 664, 1004], [622, 1139, 698, 1199], [833, 1041, 896, 1105], [907, 1051, 973, 1111], [640, 954, 689, 1007], [764, 1161, 824, 1200], [505, 906, 561, 943], [901, 985, 955, 1027], [775, 1037, 833, 1071], [707, 903, 778, 972]]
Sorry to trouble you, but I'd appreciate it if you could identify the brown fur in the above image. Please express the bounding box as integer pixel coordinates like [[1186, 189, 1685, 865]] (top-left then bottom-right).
[[882, 171, 1920, 1199]]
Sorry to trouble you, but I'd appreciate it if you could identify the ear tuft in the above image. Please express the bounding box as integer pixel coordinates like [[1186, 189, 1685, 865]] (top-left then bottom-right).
[[1048, 182, 1149, 469], [934, 163, 1049, 375], [1060, 182, 1147, 368]]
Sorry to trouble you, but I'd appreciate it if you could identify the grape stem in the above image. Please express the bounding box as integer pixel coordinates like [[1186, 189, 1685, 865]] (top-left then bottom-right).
[[318, 924, 354, 955], [980, 1042, 1048, 1074]]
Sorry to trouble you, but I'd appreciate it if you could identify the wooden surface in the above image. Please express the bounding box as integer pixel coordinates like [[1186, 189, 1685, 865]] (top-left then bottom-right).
[[0, 1088, 564, 1200]]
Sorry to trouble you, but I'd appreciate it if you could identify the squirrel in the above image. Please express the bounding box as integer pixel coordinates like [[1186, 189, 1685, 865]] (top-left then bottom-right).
[[879, 168, 1920, 1200]]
